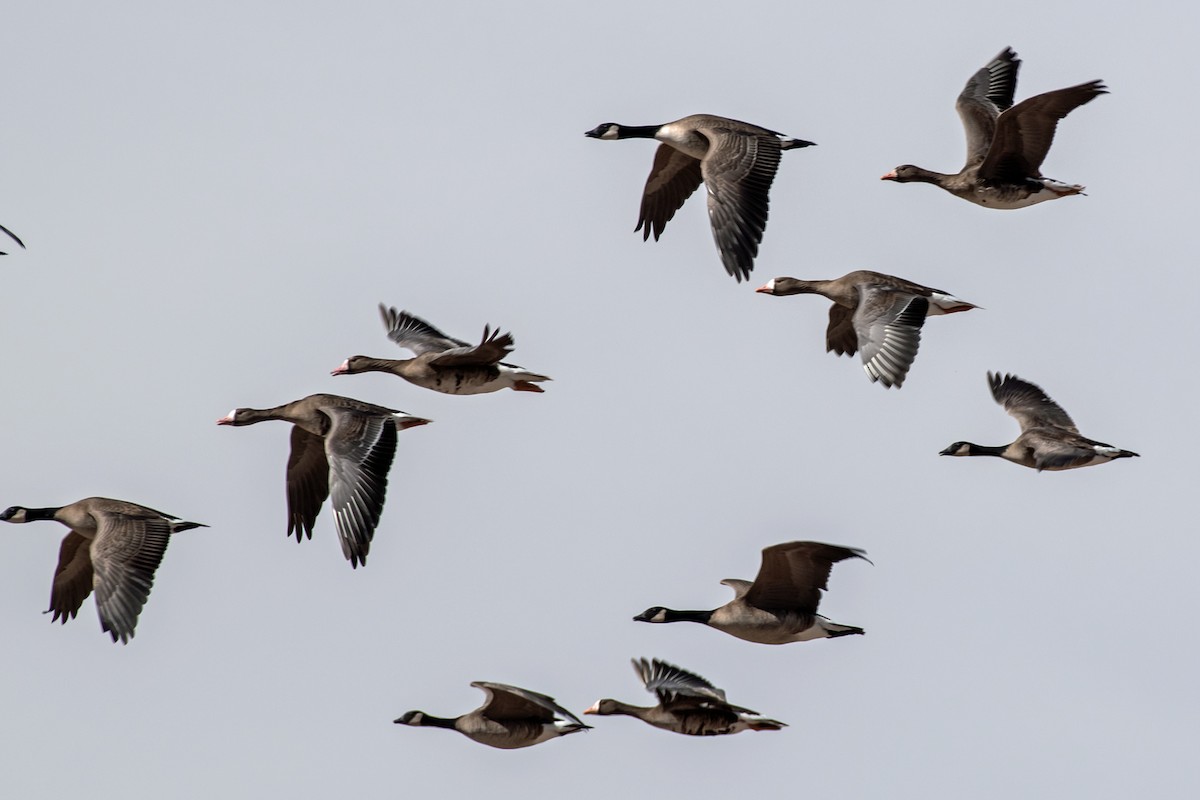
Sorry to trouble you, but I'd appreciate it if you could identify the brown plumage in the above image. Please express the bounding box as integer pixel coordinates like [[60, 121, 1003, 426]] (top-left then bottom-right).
[[940, 372, 1140, 471], [882, 48, 1106, 208], [757, 271, 977, 388], [0, 497, 205, 643], [217, 393, 430, 567], [584, 658, 786, 736], [586, 114, 814, 281]]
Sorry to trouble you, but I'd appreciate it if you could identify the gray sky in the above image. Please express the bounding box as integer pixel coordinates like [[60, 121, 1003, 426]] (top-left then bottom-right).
[[1, 2, 1193, 798]]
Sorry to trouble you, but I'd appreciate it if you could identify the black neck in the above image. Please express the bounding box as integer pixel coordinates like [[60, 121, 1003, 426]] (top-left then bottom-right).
[[966, 443, 1009, 457], [24, 507, 60, 522], [420, 715, 459, 730], [663, 608, 714, 624], [619, 124, 663, 139]]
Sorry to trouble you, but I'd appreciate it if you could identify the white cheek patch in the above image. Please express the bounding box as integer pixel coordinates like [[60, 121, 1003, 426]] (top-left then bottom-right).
[[602, 128, 619, 140]]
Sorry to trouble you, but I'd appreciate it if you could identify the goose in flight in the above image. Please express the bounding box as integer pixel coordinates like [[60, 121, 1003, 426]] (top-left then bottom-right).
[[757, 271, 977, 388], [586, 114, 814, 281], [1, 497, 205, 643], [882, 48, 1106, 208], [940, 372, 1139, 471]]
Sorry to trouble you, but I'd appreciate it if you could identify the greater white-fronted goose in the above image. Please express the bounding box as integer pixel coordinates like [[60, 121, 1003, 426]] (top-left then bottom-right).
[[881, 47, 1107, 208], [584, 658, 785, 736], [394, 681, 590, 749], [634, 541, 867, 644], [0, 221, 23, 255], [940, 372, 1139, 471], [585, 114, 814, 282], [757, 271, 977, 388], [332, 306, 551, 395], [217, 393, 430, 567], [0, 497, 205, 643]]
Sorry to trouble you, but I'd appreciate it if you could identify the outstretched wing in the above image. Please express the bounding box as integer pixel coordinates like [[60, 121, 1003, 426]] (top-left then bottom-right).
[[636, 144, 704, 242], [427, 325, 515, 367], [323, 409, 399, 568], [379, 306, 470, 356], [956, 47, 1020, 166], [702, 131, 783, 282], [988, 372, 1078, 433], [473, 681, 584, 726], [745, 541, 868, 614], [979, 80, 1107, 181], [286, 426, 331, 542], [90, 515, 172, 643], [854, 291, 929, 388], [47, 532, 95, 624]]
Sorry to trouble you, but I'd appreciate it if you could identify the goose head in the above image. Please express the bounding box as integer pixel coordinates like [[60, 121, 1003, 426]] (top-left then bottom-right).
[[633, 606, 669, 623], [393, 711, 427, 726], [939, 442, 974, 457], [583, 699, 621, 716], [584, 123, 622, 140], [881, 165, 924, 182], [0, 506, 29, 523], [216, 409, 252, 426], [331, 356, 372, 376]]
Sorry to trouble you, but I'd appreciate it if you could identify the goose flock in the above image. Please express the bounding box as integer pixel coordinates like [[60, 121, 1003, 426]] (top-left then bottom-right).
[[2, 46, 1138, 752]]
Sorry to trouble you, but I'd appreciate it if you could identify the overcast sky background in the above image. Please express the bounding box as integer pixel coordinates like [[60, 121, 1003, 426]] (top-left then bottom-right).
[[1, 2, 1193, 798]]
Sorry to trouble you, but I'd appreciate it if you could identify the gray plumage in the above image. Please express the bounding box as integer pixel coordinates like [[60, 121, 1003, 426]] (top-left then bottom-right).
[[586, 114, 814, 282], [217, 393, 430, 567], [394, 681, 590, 749], [332, 306, 550, 395], [584, 658, 786, 736], [939, 372, 1140, 471], [757, 271, 977, 388], [0, 497, 205, 643], [633, 541, 868, 645], [882, 48, 1107, 208]]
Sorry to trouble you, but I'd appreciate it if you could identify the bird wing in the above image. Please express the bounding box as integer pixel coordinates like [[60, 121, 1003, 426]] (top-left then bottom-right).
[[323, 409, 399, 568], [472, 681, 584, 726], [719, 578, 753, 600], [956, 47, 1020, 166], [634, 657, 728, 705], [636, 144, 704, 242], [701, 131, 783, 282], [826, 303, 860, 357], [0, 221, 25, 253], [47, 531, 95, 624], [427, 325, 515, 367], [89, 514, 172, 643], [854, 290, 929, 388], [979, 80, 1107, 181], [988, 372, 1078, 433], [745, 541, 868, 614], [379, 305, 470, 356], [286, 426, 331, 542]]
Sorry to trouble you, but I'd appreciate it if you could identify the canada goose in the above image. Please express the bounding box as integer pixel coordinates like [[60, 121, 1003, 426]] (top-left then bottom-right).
[[757, 271, 977, 388], [216, 394, 430, 567], [332, 306, 551, 395], [584, 658, 785, 736], [0, 497, 205, 643], [940, 372, 1139, 471], [881, 48, 1106, 208], [634, 541, 867, 644], [585, 114, 814, 282], [0, 221, 23, 255], [394, 681, 590, 749]]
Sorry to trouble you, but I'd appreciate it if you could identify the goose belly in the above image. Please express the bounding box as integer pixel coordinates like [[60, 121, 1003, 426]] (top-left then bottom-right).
[[708, 608, 816, 644], [424, 367, 507, 395], [968, 181, 1080, 210], [466, 721, 557, 749]]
